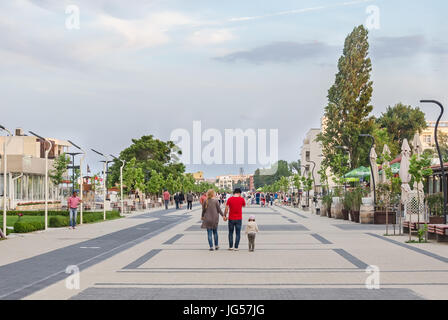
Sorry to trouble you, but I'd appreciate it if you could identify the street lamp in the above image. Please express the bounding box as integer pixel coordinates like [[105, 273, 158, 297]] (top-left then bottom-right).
[[91, 149, 109, 220], [29, 131, 53, 230], [0, 125, 13, 238], [420, 100, 447, 223], [306, 160, 316, 194], [68, 140, 86, 224], [110, 154, 126, 215], [359, 134, 376, 205]]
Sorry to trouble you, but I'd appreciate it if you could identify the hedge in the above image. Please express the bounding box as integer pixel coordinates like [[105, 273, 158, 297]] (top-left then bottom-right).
[[14, 220, 45, 233], [49, 216, 69, 228], [49, 211, 121, 227], [7, 210, 118, 217]]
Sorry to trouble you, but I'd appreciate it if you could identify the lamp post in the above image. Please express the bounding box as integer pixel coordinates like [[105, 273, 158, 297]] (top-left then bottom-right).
[[110, 154, 126, 215], [29, 131, 53, 230], [301, 165, 310, 207], [91, 149, 108, 220], [0, 125, 13, 238], [68, 140, 86, 224], [359, 134, 376, 205], [420, 100, 447, 224], [307, 160, 316, 194]]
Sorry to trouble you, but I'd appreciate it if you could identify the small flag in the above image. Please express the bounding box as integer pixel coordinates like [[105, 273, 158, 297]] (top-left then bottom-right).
[[87, 165, 91, 174]]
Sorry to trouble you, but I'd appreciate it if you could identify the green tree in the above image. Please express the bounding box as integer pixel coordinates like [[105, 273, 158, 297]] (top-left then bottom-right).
[[146, 170, 163, 196], [253, 160, 292, 188], [376, 103, 427, 155], [317, 25, 374, 173], [49, 153, 70, 186], [109, 135, 185, 188], [123, 158, 145, 193]]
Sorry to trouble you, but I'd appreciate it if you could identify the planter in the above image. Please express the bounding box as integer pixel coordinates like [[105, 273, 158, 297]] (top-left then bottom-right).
[[342, 209, 349, 220], [350, 211, 360, 223], [374, 211, 397, 224], [429, 216, 445, 224]]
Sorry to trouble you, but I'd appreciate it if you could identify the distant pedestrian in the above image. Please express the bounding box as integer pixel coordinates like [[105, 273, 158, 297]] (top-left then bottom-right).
[[265, 193, 271, 207], [174, 192, 180, 209], [163, 189, 170, 210], [199, 192, 207, 204], [245, 215, 259, 252], [201, 189, 225, 251], [179, 192, 185, 209], [67, 191, 82, 229], [224, 188, 246, 251], [186, 191, 194, 210]]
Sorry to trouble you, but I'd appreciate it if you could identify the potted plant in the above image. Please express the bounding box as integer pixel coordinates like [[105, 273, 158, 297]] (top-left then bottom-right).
[[342, 190, 352, 220], [426, 193, 445, 224], [350, 186, 364, 223], [322, 194, 333, 217]]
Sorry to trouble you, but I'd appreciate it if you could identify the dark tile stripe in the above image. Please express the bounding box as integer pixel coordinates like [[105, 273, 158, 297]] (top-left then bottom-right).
[[277, 206, 308, 219], [311, 233, 332, 244], [123, 249, 163, 269], [163, 234, 184, 245], [367, 233, 448, 263], [333, 249, 369, 269]]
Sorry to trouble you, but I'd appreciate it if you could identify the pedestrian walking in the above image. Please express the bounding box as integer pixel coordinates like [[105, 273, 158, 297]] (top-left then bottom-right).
[[174, 192, 180, 209], [67, 191, 82, 229], [265, 193, 271, 207], [245, 215, 259, 252], [200, 192, 207, 205], [179, 192, 185, 209], [186, 191, 193, 210], [163, 189, 170, 210], [201, 189, 225, 251], [224, 188, 246, 251]]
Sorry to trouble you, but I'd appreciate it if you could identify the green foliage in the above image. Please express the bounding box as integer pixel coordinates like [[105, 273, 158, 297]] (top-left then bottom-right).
[[437, 132, 448, 162], [146, 170, 164, 196], [108, 135, 185, 190], [317, 25, 374, 174], [426, 193, 444, 216], [409, 153, 433, 188], [376, 103, 427, 155], [300, 173, 313, 192], [49, 153, 70, 186], [49, 216, 69, 227], [14, 220, 45, 233], [253, 160, 292, 189], [123, 158, 145, 193], [417, 224, 428, 243], [322, 193, 333, 208]]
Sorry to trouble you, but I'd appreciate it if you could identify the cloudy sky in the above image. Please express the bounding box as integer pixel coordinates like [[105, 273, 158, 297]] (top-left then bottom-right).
[[1, 0, 447, 178]]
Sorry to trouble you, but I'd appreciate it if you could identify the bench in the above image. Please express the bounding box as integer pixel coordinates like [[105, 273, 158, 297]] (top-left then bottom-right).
[[403, 221, 427, 234]]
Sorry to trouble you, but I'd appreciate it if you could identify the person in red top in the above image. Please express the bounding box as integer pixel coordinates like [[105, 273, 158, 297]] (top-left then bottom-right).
[[163, 190, 170, 210], [200, 193, 207, 205], [67, 191, 82, 229], [224, 188, 246, 251]]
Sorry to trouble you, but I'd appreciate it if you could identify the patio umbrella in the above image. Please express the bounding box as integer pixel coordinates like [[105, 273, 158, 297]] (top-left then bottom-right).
[[399, 139, 412, 203], [370, 147, 379, 195], [344, 166, 370, 179], [381, 144, 391, 184]]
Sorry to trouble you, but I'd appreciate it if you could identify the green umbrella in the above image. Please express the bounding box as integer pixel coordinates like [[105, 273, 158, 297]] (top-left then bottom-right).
[[344, 166, 371, 179], [379, 162, 400, 175]]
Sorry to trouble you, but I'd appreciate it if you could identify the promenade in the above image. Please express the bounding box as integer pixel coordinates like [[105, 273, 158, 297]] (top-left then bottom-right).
[[1, 204, 447, 300]]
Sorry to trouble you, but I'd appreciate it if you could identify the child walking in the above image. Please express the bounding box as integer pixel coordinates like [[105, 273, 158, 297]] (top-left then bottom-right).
[[245, 215, 259, 252]]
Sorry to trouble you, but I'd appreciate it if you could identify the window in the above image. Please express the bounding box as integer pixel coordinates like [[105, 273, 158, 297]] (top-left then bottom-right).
[[306, 151, 310, 162], [424, 135, 431, 144]]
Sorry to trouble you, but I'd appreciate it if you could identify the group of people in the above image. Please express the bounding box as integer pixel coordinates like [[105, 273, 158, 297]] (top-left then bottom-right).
[[201, 188, 259, 252], [162, 190, 195, 211]]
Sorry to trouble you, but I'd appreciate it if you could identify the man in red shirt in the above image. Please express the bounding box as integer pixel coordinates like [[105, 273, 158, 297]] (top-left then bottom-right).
[[224, 188, 246, 251], [67, 191, 82, 229], [163, 190, 170, 210]]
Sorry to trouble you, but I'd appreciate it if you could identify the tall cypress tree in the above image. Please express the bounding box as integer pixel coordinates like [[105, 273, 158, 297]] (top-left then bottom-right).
[[317, 25, 374, 175]]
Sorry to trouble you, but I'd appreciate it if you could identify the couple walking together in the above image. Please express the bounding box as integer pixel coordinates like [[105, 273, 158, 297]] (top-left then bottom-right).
[[201, 188, 259, 252]]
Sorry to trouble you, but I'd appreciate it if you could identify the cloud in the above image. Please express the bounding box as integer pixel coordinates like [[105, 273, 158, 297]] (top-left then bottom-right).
[[370, 35, 448, 59], [187, 29, 235, 46], [214, 41, 336, 64], [227, 0, 375, 22]]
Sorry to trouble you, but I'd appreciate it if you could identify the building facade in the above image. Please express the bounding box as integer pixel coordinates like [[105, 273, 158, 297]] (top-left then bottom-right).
[[420, 121, 448, 150], [300, 128, 323, 193], [0, 129, 70, 209]]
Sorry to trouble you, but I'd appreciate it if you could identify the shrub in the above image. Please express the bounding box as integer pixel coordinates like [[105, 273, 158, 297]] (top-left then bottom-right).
[[50, 216, 69, 228], [14, 221, 45, 233]]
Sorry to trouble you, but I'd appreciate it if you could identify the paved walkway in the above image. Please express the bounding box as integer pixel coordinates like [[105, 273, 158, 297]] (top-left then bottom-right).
[[1, 204, 448, 300]]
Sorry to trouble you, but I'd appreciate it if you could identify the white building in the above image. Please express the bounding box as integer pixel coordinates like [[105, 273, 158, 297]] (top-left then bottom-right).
[[300, 128, 324, 194], [0, 128, 70, 209]]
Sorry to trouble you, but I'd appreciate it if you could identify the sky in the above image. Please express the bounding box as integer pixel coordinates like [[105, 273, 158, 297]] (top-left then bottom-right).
[[1, 0, 447, 178]]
